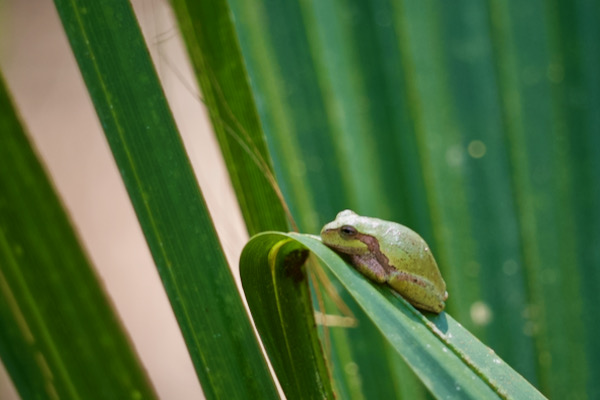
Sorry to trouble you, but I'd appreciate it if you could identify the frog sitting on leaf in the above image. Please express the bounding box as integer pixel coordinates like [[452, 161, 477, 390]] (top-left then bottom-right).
[[321, 210, 448, 313]]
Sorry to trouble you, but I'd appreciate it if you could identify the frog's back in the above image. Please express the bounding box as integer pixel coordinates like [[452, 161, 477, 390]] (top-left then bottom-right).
[[371, 219, 445, 288]]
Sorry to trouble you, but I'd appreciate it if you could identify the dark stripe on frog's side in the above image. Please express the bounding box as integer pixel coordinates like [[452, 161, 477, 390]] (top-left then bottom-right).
[[354, 233, 428, 289]]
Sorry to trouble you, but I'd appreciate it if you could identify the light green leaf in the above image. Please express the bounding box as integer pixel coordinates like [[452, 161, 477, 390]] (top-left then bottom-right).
[[241, 232, 547, 399]]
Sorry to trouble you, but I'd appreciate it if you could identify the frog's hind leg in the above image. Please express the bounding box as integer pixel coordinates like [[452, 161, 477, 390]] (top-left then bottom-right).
[[388, 272, 445, 313]]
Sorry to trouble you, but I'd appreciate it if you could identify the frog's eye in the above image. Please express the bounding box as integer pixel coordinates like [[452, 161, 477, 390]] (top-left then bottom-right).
[[340, 225, 358, 238]]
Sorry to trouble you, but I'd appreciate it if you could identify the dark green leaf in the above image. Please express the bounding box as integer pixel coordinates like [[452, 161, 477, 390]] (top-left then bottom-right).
[[0, 73, 157, 400], [170, 0, 291, 234], [52, 1, 278, 398], [227, 1, 600, 398], [240, 235, 334, 399]]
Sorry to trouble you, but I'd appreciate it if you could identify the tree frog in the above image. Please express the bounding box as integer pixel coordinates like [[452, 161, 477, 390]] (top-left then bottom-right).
[[320, 210, 448, 313]]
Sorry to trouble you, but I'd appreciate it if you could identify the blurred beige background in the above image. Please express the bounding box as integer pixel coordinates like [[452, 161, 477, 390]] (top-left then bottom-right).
[[0, 0, 249, 398]]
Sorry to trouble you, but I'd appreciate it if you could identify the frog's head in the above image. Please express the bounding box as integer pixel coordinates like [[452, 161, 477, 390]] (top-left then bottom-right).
[[320, 210, 371, 255]]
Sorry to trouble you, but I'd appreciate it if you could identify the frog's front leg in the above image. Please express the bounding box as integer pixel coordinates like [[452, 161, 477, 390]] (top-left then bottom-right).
[[348, 253, 388, 283]]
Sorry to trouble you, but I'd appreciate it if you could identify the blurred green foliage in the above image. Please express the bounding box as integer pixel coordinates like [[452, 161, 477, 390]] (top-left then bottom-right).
[[226, 1, 600, 398]]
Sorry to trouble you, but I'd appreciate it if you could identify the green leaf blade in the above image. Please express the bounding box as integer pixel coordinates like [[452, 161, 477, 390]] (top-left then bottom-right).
[[171, 0, 290, 235], [52, 1, 278, 398], [240, 235, 334, 400], [0, 74, 157, 399], [241, 232, 547, 400]]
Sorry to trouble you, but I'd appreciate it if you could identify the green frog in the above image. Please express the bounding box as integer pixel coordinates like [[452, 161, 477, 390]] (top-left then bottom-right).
[[321, 210, 448, 313]]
